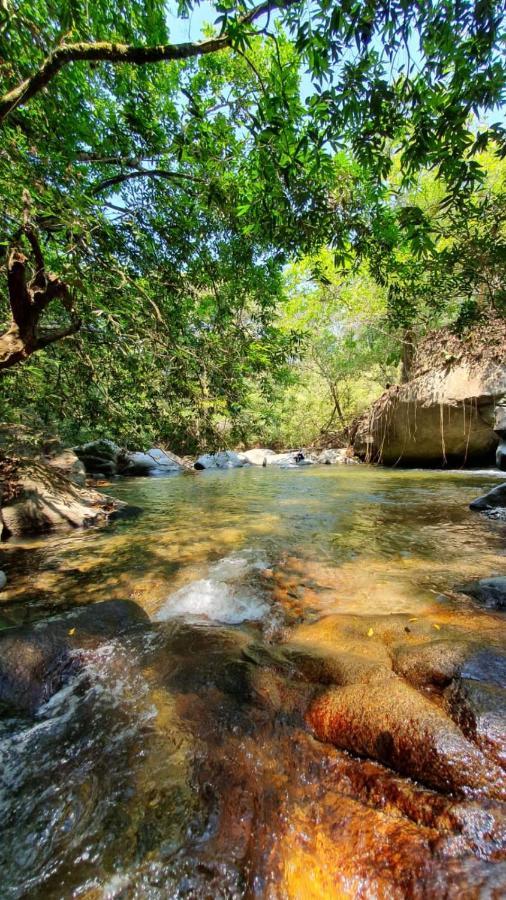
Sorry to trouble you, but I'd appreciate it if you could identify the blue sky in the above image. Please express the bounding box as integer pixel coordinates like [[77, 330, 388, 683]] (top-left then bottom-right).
[[163, 1, 505, 127]]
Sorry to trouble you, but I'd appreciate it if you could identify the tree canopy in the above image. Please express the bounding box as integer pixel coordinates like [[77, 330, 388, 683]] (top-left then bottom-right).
[[0, 0, 504, 448]]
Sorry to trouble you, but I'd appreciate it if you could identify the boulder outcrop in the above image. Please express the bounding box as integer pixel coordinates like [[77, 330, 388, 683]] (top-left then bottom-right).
[[497, 441, 506, 471], [74, 440, 187, 476], [73, 438, 120, 476], [0, 456, 138, 539], [353, 319, 506, 466], [117, 447, 185, 476]]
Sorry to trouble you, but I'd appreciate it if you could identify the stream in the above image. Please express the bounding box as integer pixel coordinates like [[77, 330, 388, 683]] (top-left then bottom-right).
[[0, 465, 505, 898]]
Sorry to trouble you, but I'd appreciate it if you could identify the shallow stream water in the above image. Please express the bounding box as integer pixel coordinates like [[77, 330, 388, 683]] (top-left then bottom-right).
[[1, 465, 505, 898]]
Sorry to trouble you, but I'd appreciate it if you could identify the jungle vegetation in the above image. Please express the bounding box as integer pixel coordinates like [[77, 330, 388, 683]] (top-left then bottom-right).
[[0, 1, 504, 451]]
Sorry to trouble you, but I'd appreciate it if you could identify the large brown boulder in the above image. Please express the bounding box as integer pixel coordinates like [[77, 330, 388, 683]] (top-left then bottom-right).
[[353, 319, 506, 466], [307, 678, 506, 798]]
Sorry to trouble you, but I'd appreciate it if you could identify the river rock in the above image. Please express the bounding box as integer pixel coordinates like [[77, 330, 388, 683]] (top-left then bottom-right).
[[284, 616, 393, 686], [46, 448, 87, 486], [264, 451, 311, 467], [497, 441, 506, 471], [0, 599, 149, 714], [0, 457, 136, 539], [352, 319, 506, 466], [307, 678, 506, 798], [459, 576, 506, 611], [194, 451, 247, 470], [238, 448, 277, 466], [392, 639, 472, 687], [311, 448, 359, 465], [460, 648, 506, 688], [0, 570, 6, 590], [118, 447, 184, 476], [445, 678, 506, 768], [495, 405, 506, 438], [74, 438, 121, 476], [469, 483, 506, 512]]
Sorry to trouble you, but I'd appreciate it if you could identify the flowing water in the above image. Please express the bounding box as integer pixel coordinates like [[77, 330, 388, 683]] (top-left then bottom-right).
[[0, 465, 505, 898]]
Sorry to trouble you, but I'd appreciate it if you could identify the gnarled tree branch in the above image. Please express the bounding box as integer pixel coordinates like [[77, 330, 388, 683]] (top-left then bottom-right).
[[0, 0, 294, 124], [0, 225, 80, 370]]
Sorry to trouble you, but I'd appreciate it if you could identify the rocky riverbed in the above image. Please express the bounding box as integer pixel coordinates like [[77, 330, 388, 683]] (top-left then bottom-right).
[[0, 465, 505, 897]]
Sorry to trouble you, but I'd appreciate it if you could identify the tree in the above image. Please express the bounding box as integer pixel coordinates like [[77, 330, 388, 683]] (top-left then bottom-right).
[[0, 0, 504, 456]]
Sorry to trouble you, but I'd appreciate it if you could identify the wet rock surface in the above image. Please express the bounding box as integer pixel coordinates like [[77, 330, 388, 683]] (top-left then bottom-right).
[[392, 638, 472, 686], [459, 576, 506, 610], [306, 678, 506, 798], [0, 599, 148, 714], [445, 677, 506, 768]]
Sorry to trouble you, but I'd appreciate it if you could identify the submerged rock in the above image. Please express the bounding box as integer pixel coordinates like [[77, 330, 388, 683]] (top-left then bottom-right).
[[459, 576, 506, 611], [307, 678, 506, 798], [0, 599, 148, 714], [0, 457, 136, 539], [460, 648, 506, 689], [392, 639, 472, 687]]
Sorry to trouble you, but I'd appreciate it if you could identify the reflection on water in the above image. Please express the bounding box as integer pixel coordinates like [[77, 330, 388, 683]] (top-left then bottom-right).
[[0, 466, 505, 897]]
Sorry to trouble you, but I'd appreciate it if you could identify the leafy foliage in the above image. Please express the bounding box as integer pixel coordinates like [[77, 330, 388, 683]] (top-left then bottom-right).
[[0, 1, 504, 450]]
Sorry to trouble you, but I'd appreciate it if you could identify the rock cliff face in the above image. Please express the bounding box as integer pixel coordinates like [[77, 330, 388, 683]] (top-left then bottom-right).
[[353, 319, 506, 466]]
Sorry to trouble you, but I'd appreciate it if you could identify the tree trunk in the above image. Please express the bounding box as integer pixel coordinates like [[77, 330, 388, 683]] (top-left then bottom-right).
[[401, 329, 415, 384], [0, 233, 80, 371]]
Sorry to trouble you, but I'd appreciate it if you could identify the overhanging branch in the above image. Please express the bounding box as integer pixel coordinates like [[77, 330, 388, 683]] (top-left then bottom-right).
[[0, 0, 296, 124], [92, 168, 206, 194]]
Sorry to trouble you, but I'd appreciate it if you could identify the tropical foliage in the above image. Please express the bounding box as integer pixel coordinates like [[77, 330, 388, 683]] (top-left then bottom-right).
[[0, 1, 504, 449]]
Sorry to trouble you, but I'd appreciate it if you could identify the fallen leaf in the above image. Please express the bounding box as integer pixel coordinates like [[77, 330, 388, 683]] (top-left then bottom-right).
[[432, 623, 441, 630], [68, 627, 76, 635], [367, 627, 374, 637]]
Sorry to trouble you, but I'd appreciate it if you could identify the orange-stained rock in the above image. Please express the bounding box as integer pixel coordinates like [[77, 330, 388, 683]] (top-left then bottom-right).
[[392, 639, 473, 687], [307, 678, 506, 799]]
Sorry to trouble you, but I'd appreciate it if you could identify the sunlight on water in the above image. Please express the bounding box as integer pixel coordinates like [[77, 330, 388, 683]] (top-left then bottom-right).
[[155, 550, 270, 624]]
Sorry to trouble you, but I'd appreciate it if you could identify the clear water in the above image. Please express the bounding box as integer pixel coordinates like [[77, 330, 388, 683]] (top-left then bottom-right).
[[0, 466, 505, 897]]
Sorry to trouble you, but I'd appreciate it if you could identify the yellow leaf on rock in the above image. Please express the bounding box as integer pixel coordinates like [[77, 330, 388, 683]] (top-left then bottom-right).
[[68, 628, 76, 635], [367, 628, 374, 637], [432, 623, 441, 630]]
